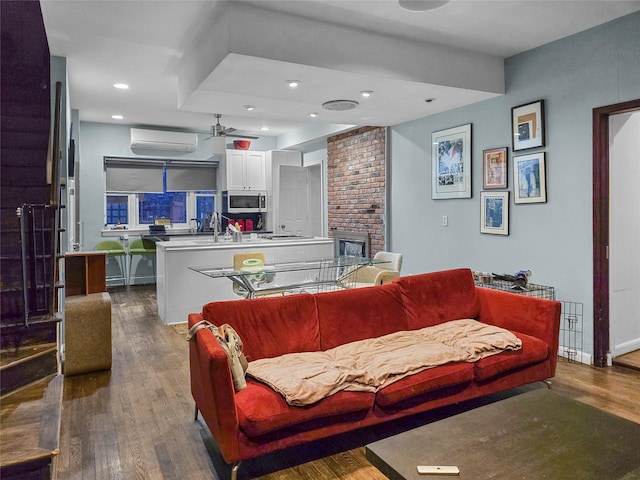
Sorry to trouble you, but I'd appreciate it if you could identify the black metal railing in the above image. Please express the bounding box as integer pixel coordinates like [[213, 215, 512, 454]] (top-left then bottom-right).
[[18, 204, 59, 324]]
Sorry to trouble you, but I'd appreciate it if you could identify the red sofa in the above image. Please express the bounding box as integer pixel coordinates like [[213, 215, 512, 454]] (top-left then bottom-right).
[[188, 268, 561, 478]]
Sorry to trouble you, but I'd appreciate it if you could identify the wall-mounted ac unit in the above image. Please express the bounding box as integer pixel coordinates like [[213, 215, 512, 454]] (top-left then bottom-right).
[[130, 128, 198, 152]]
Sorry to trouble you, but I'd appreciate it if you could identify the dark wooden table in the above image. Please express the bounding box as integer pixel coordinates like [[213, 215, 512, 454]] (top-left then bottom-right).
[[366, 388, 640, 480]]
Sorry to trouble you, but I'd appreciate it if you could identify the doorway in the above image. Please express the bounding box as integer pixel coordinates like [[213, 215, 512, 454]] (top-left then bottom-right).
[[278, 165, 323, 237], [592, 98, 640, 368]]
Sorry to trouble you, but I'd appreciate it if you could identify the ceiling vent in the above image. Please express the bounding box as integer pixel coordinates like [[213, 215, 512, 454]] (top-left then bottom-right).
[[322, 100, 359, 111], [130, 128, 198, 152]]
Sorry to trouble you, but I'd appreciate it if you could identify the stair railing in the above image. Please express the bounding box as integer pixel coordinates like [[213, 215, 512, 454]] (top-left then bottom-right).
[[17, 82, 63, 326]]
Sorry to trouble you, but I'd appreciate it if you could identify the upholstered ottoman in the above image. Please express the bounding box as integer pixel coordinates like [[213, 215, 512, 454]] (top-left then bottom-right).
[[64, 292, 112, 375]]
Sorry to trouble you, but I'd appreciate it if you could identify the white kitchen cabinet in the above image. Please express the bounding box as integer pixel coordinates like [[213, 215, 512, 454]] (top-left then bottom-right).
[[226, 150, 266, 191]]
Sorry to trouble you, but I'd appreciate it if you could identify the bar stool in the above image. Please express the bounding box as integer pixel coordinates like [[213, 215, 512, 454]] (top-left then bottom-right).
[[128, 238, 156, 284], [94, 240, 127, 286]]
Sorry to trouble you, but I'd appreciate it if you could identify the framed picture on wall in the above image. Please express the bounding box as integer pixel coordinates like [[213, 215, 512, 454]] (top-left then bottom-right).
[[511, 100, 545, 151], [431, 123, 472, 199], [513, 152, 547, 204], [482, 147, 508, 189], [480, 191, 509, 235]]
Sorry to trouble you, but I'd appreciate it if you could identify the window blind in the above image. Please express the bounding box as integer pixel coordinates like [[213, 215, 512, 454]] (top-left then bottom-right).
[[105, 158, 164, 193], [104, 157, 218, 192], [166, 162, 217, 191]]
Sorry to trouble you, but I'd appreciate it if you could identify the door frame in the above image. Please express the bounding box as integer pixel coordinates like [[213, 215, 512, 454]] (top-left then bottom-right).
[[592, 98, 640, 367]]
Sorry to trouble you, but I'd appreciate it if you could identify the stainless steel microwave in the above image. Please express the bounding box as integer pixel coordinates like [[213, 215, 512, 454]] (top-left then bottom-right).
[[222, 191, 268, 213]]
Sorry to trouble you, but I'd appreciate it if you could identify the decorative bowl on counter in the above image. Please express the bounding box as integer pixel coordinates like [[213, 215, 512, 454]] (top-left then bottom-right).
[[233, 139, 251, 150]]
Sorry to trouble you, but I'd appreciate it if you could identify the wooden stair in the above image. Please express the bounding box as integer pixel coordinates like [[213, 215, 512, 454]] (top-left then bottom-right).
[[0, 374, 63, 479], [0, 2, 64, 479]]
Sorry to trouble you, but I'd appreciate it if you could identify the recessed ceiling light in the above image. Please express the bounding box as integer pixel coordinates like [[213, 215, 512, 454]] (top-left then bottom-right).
[[260, 126, 270, 131], [111, 114, 124, 120], [113, 83, 129, 90], [398, 0, 449, 12], [360, 90, 373, 98], [244, 105, 255, 111], [309, 112, 319, 118], [286, 80, 300, 88]]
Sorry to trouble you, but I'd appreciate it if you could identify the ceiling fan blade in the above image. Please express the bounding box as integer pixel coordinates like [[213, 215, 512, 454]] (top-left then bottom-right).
[[227, 133, 259, 139], [209, 113, 258, 139]]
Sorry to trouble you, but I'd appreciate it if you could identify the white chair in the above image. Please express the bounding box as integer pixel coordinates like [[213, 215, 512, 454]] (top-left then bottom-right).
[[345, 251, 403, 288]]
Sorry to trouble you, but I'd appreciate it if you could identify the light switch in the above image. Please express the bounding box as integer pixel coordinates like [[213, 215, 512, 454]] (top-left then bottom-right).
[[443, 215, 448, 227]]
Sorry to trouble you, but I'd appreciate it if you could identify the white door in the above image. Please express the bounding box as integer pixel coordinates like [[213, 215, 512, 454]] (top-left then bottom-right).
[[279, 166, 309, 236], [609, 111, 640, 357]]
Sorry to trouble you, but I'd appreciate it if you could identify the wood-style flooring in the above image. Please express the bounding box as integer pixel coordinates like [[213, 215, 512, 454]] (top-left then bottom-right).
[[613, 349, 640, 372], [56, 285, 640, 480]]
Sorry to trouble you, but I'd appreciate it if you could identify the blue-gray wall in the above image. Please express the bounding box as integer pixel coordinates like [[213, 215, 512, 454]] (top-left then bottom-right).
[[77, 122, 277, 251], [389, 12, 640, 360]]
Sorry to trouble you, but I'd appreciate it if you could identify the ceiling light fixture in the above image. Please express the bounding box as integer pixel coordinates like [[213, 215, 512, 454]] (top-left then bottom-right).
[[113, 83, 129, 89], [398, 0, 449, 12], [111, 114, 124, 119], [286, 80, 300, 88], [322, 99, 359, 111], [260, 126, 270, 131], [244, 105, 255, 111], [360, 90, 373, 98]]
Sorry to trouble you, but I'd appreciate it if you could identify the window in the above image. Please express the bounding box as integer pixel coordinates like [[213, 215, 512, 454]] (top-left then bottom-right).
[[195, 191, 215, 226], [106, 195, 128, 225], [104, 157, 217, 229], [138, 191, 187, 225]]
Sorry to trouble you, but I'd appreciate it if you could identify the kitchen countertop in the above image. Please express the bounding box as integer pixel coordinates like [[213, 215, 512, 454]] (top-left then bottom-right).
[[155, 236, 328, 251]]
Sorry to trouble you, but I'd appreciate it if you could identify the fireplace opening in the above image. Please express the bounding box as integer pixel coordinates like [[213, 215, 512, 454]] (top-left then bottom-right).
[[333, 230, 370, 258]]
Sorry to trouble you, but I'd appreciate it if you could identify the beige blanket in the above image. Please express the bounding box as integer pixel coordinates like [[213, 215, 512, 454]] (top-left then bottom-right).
[[246, 319, 522, 406]]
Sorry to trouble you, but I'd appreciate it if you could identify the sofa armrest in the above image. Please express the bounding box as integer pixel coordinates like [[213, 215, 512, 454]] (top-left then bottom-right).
[[188, 312, 242, 463], [476, 287, 561, 373]]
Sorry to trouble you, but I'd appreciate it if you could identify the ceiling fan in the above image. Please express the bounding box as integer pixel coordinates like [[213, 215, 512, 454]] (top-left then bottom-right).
[[209, 113, 258, 139]]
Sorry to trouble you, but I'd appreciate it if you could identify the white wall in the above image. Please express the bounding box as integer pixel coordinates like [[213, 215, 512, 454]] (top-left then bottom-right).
[[389, 12, 640, 359]]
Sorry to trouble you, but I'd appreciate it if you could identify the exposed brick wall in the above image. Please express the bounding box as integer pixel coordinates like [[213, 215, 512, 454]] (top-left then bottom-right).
[[327, 126, 386, 255]]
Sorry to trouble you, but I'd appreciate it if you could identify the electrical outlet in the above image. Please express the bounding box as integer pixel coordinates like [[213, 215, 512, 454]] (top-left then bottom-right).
[[443, 215, 448, 227]]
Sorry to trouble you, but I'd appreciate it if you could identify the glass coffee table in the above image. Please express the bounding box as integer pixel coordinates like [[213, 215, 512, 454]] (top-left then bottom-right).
[[190, 256, 388, 298], [366, 388, 640, 479]]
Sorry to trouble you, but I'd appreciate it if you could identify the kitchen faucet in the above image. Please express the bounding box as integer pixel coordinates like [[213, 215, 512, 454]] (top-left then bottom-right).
[[210, 212, 235, 243], [210, 212, 219, 242]]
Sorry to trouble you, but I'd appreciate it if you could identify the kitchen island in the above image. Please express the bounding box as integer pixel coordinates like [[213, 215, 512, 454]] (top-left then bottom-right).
[[156, 236, 333, 325]]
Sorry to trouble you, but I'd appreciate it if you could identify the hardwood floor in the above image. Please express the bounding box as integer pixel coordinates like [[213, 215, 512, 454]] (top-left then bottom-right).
[[56, 285, 640, 480], [613, 349, 640, 372]]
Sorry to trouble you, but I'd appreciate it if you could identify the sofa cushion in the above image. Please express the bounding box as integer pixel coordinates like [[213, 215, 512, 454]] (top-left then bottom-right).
[[236, 379, 374, 437], [201, 294, 320, 361], [473, 331, 549, 382], [316, 283, 409, 350], [393, 268, 480, 330], [375, 362, 474, 407]]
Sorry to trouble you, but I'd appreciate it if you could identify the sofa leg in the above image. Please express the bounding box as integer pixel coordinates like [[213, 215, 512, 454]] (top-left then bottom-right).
[[543, 379, 552, 389], [231, 462, 241, 480]]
